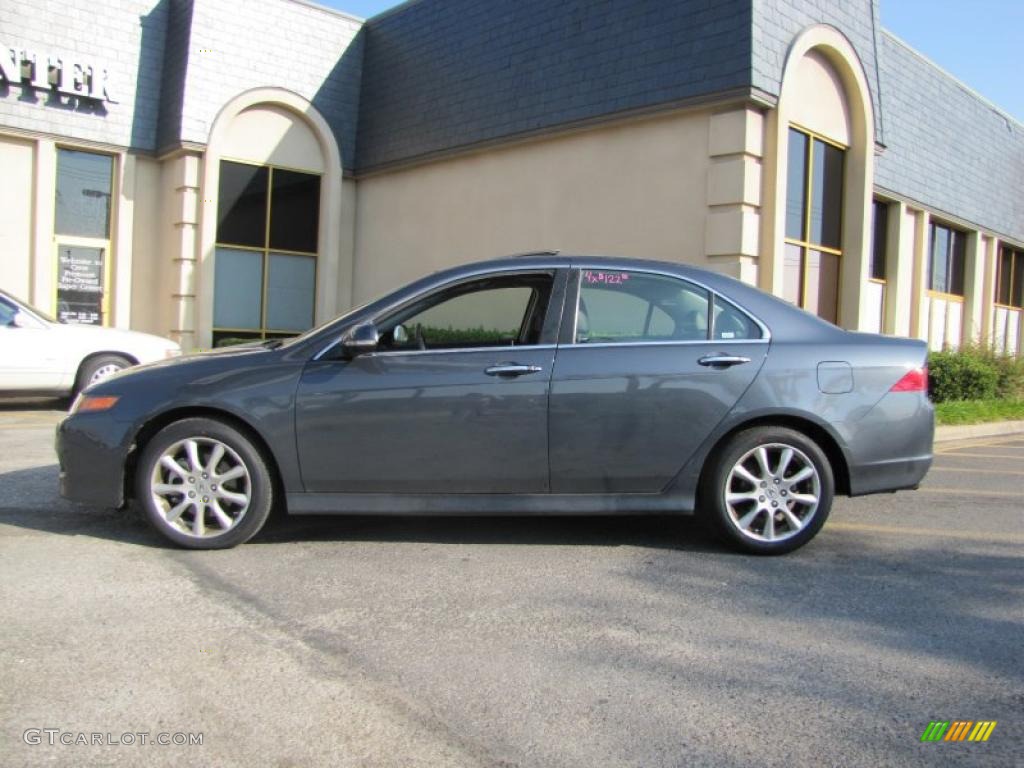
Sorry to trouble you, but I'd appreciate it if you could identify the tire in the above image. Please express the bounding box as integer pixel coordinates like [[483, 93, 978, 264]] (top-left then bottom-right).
[[701, 426, 834, 555], [135, 417, 274, 549], [76, 354, 133, 393]]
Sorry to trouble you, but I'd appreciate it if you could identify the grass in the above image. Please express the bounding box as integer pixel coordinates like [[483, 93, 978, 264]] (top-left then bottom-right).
[[934, 399, 1024, 426]]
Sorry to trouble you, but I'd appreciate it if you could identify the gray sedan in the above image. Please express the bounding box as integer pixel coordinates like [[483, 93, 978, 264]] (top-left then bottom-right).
[[56, 254, 934, 554]]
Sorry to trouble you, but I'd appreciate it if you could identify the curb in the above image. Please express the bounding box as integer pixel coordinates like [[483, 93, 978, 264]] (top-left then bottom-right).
[[935, 420, 1024, 443]]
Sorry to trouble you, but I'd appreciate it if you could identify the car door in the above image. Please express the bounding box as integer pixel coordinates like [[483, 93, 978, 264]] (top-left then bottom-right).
[[0, 296, 68, 391], [549, 267, 768, 493], [294, 269, 567, 493]]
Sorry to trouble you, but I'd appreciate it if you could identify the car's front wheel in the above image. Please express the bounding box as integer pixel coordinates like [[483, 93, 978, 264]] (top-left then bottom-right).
[[702, 426, 834, 555], [135, 417, 274, 549]]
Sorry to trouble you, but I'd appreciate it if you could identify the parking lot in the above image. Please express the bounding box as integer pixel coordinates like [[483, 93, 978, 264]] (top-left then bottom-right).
[[1, 404, 1021, 767]]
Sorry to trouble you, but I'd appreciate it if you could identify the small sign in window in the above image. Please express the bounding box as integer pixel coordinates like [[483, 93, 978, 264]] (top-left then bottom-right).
[[56, 245, 104, 325]]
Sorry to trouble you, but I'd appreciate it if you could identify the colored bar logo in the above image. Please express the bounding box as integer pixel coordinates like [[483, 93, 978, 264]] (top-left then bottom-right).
[[921, 721, 997, 742]]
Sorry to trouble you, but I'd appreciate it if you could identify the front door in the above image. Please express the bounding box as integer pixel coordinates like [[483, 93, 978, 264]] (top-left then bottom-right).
[[295, 270, 565, 493]]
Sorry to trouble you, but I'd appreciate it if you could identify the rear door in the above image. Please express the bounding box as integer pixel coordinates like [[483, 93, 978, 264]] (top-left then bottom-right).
[[295, 269, 567, 494], [549, 267, 767, 493]]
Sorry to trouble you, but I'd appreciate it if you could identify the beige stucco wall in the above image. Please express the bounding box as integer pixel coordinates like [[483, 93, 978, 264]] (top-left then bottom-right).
[[129, 155, 165, 336], [352, 110, 714, 303], [788, 50, 851, 145], [0, 135, 35, 302]]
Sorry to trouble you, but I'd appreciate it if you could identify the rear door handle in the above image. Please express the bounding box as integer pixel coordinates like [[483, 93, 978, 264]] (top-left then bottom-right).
[[698, 354, 751, 368], [485, 363, 544, 377]]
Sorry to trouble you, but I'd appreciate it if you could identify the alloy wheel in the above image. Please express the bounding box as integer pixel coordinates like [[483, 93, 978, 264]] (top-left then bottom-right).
[[148, 437, 252, 538], [723, 442, 821, 543]]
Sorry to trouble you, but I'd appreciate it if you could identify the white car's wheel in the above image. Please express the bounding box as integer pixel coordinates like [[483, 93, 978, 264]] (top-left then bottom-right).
[[75, 354, 132, 393]]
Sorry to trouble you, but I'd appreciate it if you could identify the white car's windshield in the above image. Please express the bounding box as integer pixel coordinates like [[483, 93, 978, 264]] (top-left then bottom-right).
[[0, 292, 57, 325]]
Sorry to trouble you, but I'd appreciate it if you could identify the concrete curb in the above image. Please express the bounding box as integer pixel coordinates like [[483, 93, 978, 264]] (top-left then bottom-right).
[[935, 420, 1024, 443]]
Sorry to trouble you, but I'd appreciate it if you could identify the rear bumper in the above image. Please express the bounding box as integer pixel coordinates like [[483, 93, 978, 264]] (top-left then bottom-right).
[[55, 415, 132, 508], [848, 455, 932, 496], [846, 391, 934, 496]]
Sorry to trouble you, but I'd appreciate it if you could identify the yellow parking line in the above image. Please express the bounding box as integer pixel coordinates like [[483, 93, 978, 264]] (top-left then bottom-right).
[[917, 486, 1022, 498], [936, 438, 1024, 454], [930, 466, 1024, 476], [828, 522, 1024, 543], [932, 452, 1024, 460]]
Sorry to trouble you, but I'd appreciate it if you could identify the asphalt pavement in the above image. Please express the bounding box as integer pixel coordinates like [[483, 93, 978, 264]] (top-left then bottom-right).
[[0, 404, 1021, 767]]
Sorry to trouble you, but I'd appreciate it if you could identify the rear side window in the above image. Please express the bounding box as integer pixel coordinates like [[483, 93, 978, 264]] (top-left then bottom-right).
[[713, 295, 762, 340], [576, 271, 710, 343]]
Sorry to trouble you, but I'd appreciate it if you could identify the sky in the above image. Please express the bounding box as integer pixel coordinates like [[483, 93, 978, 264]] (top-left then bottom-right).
[[319, 0, 1023, 123]]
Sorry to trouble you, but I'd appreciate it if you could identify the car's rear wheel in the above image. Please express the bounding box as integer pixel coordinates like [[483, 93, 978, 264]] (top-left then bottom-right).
[[702, 426, 833, 555], [76, 354, 132, 393], [135, 417, 273, 549]]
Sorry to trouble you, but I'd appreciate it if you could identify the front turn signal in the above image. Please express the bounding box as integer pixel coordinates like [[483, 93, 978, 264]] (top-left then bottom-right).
[[73, 395, 121, 414], [890, 366, 928, 393]]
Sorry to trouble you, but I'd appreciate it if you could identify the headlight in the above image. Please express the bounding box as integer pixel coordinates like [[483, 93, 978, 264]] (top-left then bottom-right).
[[165, 347, 182, 359], [70, 394, 120, 414]]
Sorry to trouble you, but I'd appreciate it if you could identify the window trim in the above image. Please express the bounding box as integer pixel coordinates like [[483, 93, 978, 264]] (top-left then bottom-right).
[[568, 266, 770, 347], [870, 199, 890, 284], [994, 246, 1024, 310], [783, 125, 846, 321], [212, 158, 322, 342], [52, 146, 117, 326], [926, 220, 967, 298]]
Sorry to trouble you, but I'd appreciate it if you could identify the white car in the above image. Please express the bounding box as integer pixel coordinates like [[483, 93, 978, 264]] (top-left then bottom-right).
[[0, 289, 180, 396]]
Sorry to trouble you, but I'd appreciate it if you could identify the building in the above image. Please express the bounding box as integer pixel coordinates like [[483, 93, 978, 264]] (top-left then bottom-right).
[[1, 0, 1022, 354]]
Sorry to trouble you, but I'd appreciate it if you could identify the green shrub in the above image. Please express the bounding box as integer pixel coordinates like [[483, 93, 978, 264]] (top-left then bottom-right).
[[928, 349, 1000, 402]]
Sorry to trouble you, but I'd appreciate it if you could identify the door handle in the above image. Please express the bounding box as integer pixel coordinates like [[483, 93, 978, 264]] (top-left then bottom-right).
[[485, 363, 544, 377], [698, 354, 751, 368]]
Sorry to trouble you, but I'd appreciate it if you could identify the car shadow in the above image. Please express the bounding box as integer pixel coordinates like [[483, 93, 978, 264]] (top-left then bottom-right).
[[0, 397, 69, 412], [0, 464, 728, 553]]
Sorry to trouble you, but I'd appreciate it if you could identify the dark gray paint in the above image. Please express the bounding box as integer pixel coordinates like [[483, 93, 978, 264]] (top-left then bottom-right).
[[56, 255, 933, 517]]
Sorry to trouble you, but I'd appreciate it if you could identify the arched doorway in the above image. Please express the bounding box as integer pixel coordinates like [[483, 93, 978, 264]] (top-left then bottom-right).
[[196, 89, 345, 349], [762, 26, 876, 330]]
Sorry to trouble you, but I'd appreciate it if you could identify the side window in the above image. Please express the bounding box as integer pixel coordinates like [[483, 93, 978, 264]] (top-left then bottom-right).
[[577, 270, 709, 343], [712, 296, 762, 340], [380, 274, 553, 351]]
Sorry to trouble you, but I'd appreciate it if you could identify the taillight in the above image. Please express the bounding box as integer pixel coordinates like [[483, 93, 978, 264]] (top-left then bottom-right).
[[891, 366, 928, 392]]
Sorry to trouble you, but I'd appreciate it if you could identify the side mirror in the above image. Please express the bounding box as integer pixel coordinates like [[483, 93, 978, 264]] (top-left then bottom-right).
[[341, 322, 379, 357]]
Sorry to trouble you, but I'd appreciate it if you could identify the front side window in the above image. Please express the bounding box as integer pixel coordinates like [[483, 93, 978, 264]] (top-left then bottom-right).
[[213, 161, 321, 347], [927, 222, 966, 297], [54, 148, 114, 326], [378, 273, 553, 351], [783, 127, 845, 323], [996, 246, 1024, 309], [575, 270, 760, 344]]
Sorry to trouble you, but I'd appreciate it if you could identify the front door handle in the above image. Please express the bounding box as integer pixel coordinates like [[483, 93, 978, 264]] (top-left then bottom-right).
[[485, 363, 544, 378], [698, 354, 751, 368]]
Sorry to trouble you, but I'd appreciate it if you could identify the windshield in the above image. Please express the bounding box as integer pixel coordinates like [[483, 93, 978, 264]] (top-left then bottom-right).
[[0, 290, 57, 324]]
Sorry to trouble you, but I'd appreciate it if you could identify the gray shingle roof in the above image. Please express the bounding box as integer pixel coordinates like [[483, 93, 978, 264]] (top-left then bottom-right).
[[355, 0, 753, 171]]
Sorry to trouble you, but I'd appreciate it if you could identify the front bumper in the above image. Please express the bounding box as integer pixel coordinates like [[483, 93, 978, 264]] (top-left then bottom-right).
[[56, 414, 133, 508]]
